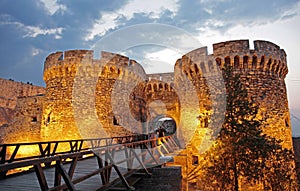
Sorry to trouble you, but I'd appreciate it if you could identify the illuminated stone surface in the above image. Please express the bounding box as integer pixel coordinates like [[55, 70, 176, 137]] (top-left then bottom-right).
[[0, 39, 296, 190]]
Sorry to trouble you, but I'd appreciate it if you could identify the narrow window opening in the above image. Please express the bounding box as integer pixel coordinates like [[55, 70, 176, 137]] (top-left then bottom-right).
[[47, 116, 50, 124], [225, 57, 230, 66], [192, 155, 199, 166], [194, 64, 199, 73], [216, 58, 221, 67], [243, 56, 249, 68], [285, 118, 289, 128], [32, 116, 37, 122], [234, 56, 240, 68], [113, 116, 120, 126], [252, 56, 258, 69]]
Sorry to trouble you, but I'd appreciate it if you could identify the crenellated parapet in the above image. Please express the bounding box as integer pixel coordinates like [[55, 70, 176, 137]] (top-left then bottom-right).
[[43, 50, 94, 82], [213, 40, 288, 78], [98, 52, 147, 84], [40, 40, 292, 143], [174, 40, 288, 81], [146, 73, 174, 92], [175, 47, 221, 83], [43, 50, 147, 83]]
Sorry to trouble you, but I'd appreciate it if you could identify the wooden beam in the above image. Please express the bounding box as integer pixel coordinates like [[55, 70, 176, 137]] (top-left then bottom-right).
[[54, 161, 61, 187], [34, 163, 49, 191], [130, 148, 151, 175], [52, 143, 58, 155], [56, 160, 76, 191], [96, 154, 107, 185], [8, 145, 20, 163], [106, 152, 134, 190], [124, 147, 133, 170], [68, 157, 78, 178], [0, 145, 6, 164], [144, 144, 159, 166]]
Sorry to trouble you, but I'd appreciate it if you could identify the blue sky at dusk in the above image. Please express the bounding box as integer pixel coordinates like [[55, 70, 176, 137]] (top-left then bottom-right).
[[1, 0, 300, 135]]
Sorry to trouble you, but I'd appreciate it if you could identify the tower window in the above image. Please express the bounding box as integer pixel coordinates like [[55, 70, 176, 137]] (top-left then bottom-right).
[[113, 116, 120, 126], [32, 116, 37, 122], [47, 115, 50, 124], [285, 118, 289, 128]]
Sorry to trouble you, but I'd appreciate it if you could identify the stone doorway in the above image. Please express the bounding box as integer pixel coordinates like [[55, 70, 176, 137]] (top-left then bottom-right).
[[149, 115, 177, 136]]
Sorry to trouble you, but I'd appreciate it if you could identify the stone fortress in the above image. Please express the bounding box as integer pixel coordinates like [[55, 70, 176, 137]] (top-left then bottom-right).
[[0, 40, 296, 187], [0, 39, 293, 149]]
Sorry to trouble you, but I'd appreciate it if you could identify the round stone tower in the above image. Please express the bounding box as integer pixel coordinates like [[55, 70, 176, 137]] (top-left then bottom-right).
[[213, 40, 291, 148], [175, 40, 292, 150], [42, 50, 94, 140], [171, 40, 295, 189], [42, 50, 149, 140], [42, 40, 293, 151]]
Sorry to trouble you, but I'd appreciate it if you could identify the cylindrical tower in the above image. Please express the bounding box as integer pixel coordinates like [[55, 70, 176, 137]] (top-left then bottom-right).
[[212, 40, 292, 148], [42, 50, 94, 140], [174, 47, 226, 154], [42, 50, 150, 140], [144, 73, 180, 134]]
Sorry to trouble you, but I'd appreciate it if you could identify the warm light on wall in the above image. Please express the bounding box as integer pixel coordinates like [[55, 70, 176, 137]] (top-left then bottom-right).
[[7, 145, 40, 159]]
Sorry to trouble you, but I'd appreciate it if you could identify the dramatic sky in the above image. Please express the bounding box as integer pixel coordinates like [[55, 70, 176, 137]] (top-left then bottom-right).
[[1, 0, 300, 135]]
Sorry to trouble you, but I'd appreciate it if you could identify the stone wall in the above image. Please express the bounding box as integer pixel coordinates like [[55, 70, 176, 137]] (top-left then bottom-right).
[[0, 78, 45, 126], [0, 39, 296, 189], [42, 50, 149, 140], [293, 137, 300, 187], [2, 95, 44, 143], [172, 40, 295, 189], [214, 40, 291, 148], [134, 166, 182, 191], [3, 39, 291, 151]]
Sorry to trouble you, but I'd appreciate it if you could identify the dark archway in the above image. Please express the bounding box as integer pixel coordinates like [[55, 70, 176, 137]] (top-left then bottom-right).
[[149, 115, 177, 136]]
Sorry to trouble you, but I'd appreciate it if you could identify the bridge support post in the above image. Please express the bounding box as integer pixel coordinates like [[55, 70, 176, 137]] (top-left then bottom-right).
[[54, 162, 62, 187], [0, 171, 7, 180], [34, 164, 49, 191], [56, 160, 76, 191], [106, 151, 135, 190], [96, 153, 109, 185]]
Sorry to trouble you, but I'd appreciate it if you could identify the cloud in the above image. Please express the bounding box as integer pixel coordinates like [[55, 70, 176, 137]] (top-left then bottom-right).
[[0, 14, 64, 38], [31, 47, 40, 56], [39, 0, 67, 15], [85, 0, 180, 41], [23, 25, 64, 38], [168, 0, 300, 36]]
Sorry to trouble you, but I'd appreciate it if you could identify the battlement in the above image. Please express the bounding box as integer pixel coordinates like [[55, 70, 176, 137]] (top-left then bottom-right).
[[101, 51, 129, 64], [254, 40, 280, 52], [214, 40, 287, 77], [65, 50, 94, 60], [147, 73, 174, 82], [176, 40, 288, 78], [145, 79, 175, 93], [43, 50, 148, 83], [254, 40, 286, 60], [44, 50, 94, 71], [43, 39, 288, 84], [213, 40, 250, 56], [213, 39, 286, 58]]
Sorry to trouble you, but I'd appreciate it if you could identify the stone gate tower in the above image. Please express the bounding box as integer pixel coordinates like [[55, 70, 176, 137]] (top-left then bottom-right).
[[41, 40, 293, 151]]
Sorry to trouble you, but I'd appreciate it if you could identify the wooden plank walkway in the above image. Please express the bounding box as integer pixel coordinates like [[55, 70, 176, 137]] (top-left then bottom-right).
[[0, 156, 127, 191], [0, 136, 180, 190]]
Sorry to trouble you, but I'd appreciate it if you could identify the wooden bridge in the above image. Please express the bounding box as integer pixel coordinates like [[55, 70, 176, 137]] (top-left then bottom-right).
[[0, 134, 181, 191]]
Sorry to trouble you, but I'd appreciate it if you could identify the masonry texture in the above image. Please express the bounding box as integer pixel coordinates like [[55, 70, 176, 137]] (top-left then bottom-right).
[[0, 79, 45, 142], [0, 78, 45, 126], [0, 39, 297, 189], [134, 166, 182, 191]]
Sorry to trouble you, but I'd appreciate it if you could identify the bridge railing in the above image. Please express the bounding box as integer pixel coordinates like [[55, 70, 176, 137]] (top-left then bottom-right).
[[0, 135, 180, 190], [0, 134, 149, 165]]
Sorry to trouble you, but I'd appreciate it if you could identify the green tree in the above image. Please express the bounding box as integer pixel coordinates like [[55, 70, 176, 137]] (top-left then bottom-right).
[[198, 65, 297, 191]]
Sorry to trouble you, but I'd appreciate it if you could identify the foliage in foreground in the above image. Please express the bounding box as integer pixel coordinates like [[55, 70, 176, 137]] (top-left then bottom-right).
[[197, 66, 297, 190]]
